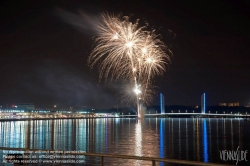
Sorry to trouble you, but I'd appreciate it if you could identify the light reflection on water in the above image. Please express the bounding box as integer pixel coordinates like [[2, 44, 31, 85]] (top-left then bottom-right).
[[0, 118, 249, 165], [135, 120, 142, 165], [203, 119, 208, 162]]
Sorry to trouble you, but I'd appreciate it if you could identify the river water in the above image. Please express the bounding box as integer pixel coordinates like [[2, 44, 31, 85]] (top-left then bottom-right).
[[0, 118, 249, 165]]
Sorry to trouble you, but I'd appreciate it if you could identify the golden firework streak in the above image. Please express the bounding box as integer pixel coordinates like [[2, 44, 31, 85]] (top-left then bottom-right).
[[88, 13, 172, 118]]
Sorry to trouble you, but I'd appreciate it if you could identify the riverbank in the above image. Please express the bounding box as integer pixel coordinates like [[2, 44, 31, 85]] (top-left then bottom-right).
[[0, 116, 122, 121]]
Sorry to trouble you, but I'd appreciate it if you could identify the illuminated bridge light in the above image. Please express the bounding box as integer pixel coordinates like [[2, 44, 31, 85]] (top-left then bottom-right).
[[201, 93, 206, 114], [160, 93, 165, 114]]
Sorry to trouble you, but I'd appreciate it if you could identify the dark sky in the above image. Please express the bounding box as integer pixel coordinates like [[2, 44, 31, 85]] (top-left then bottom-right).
[[1, 0, 250, 108]]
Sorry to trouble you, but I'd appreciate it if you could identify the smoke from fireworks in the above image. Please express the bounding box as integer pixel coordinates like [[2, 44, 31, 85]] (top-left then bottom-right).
[[88, 13, 172, 106]]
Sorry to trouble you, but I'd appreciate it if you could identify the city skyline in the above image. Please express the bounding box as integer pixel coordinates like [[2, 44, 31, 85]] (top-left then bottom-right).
[[0, 93, 245, 110], [1, 1, 250, 108]]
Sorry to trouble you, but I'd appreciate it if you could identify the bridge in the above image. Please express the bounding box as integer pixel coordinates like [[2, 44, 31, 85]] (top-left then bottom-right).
[[120, 113, 250, 118]]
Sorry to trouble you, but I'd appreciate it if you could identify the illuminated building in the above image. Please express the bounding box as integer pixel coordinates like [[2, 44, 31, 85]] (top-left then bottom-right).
[[228, 102, 239, 107], [219, 103, 227, 106], [17, 103, 35, 111], [219, 102, 239, 107]]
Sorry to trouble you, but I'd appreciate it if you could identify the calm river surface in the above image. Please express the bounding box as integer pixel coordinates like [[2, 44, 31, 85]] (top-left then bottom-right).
[[0, 118, 250, 165]]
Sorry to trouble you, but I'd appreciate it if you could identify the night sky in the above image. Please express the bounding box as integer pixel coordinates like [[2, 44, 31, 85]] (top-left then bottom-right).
[[1, 0, 250, 108]]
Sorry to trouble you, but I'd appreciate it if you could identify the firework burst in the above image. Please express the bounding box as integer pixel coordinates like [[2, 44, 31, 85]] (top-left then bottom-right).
[[88, 13, 172, 107]]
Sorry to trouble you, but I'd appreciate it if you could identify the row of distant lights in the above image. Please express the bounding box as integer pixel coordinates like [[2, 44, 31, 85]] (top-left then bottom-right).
[[0, 110, 25, 112], [170, 110, 248, 115], [0, 109, 96, 113], [1, 105, 102, 111]]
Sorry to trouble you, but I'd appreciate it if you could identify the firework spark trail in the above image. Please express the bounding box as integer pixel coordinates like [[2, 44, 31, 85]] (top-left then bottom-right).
[[88, 13, 172, 106], [120, 80, 157, 106]]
